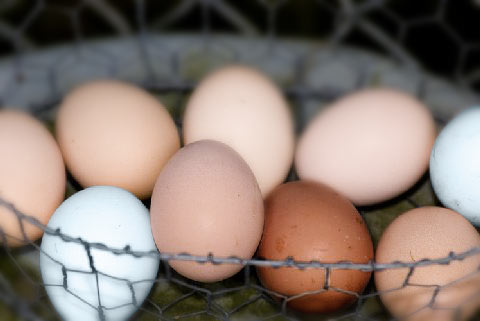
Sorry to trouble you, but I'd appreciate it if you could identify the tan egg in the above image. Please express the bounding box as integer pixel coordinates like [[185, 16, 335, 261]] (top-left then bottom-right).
[[56, 80, 180, 199], [295, 88, 436, 206], [183, 65, 295, 198], [375, 207, 480, 321], [0, 110, 65, 246], [150, 140, 264, 282], [257, 181, 373, 314]]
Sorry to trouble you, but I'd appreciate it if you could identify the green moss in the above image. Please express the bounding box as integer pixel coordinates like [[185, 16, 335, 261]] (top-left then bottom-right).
[[363, 200, 414, 247], [231, 298, 286, 321], [138, 274, 283, 320], [368, 72, 383, 87], [44, 119, 56, 135], [140, 280, 210, 320], [154, 93, 185, 118], [408, 178, 437, 207], [0, 249, 55, 320], [357, 296, 390, 320], [0, 251, 40, 295], [363, 177, 437, 247], [65, 180, 79, 199], [0, 303, 22, 321], [180, 50, 234, 82]]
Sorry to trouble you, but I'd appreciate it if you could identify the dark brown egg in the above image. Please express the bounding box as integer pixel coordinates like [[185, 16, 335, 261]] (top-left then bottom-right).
[[257, 181, 374, 314]]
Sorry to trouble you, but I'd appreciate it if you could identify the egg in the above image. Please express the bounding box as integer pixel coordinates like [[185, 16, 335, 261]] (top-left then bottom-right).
[[183, 65, 295, 198], [0, 109, 65, 246], [430, 107, 480, 226], [375, 206, 480, 321], [257, 181, 373, 314], [150, 140, 264, 282], [295, 88, 436, 206], [40, 186, 160, 321], [56, 80, 180, 199]]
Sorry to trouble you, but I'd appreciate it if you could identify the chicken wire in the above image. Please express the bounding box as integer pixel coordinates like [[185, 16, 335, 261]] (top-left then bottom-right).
[[0, 0, 479, 320]]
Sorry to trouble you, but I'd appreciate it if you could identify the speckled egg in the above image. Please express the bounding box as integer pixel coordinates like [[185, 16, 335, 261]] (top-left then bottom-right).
[[375, 206, 480, 321], [150, 140, 264, 282], [257, 181, 374, 313]]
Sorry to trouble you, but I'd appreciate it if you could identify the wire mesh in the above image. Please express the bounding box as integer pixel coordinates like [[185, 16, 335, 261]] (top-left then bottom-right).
[[0, 0, 479, 320]]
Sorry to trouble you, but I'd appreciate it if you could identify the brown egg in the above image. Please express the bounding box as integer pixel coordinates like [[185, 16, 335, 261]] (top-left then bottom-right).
[[0, 110, 65, 246], [295, 88, 436, 206], [150, 140, 264, 282], [375, 207, 480, 321], [257, 181, 374, 313], [56, 80, 180, 199]]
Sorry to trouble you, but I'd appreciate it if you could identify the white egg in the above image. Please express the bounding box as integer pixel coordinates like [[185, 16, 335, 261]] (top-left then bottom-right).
[[40, 186, 160, 321], [430, 107, 480, 226]]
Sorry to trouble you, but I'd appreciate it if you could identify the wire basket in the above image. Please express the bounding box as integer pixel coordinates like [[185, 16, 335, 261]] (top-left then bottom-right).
[[0, 0, 479, 320]]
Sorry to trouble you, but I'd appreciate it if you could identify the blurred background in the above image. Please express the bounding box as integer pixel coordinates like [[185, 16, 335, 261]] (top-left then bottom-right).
[[0, 0, 480, 90]]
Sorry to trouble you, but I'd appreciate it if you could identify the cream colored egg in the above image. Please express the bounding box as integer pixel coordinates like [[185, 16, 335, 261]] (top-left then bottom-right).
[[183, 65, 295, 198], [295, 88, 436, 206], [56, 80, 180, 199], [0, 109, 65, 246]]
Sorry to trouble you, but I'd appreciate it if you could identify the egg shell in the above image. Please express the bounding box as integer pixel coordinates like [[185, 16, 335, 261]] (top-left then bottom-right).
[[430, 106, 480, 226], [183, 65, 295, 198], [150, 140, 264, 282], [56, 80, 180, 199], [0, 109, 65, 246], [295, 88, 436, 205], [257, 181, 373, 314], [40, 186, 160, 321], [375, 206, 480, 321]]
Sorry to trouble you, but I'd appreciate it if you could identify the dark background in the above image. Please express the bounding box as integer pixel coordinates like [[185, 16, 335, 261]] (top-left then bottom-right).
[[0, 0, 479, 88]]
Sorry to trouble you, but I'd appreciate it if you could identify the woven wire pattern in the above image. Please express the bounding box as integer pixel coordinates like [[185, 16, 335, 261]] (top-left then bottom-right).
[[0, 0, 479, 320]]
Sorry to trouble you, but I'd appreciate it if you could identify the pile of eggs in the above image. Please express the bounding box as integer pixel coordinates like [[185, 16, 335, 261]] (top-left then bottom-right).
[[1, 64, 479, 321]]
